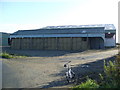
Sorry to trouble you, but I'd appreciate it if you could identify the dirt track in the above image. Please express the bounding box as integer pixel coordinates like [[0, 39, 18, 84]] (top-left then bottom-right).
[[2, 47, 118, 88]]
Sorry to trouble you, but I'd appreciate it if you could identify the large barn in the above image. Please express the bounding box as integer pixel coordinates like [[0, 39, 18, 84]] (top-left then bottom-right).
[[10, 24, 116, 51]]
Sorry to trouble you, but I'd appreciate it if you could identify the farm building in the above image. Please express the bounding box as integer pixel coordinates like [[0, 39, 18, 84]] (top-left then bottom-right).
[[0, 32, 10, 46], [10, 24, 116, 51]]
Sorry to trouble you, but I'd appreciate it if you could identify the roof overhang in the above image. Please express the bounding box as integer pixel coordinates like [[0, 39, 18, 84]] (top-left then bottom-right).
[[10, 33, 105, 38]]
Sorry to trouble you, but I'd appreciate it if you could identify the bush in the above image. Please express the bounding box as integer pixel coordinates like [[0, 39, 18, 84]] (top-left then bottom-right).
[[99, 55, 120, 88], [0, 52, 27, 59], [72, 78, 99, 89], [0, 52, 14, 59]]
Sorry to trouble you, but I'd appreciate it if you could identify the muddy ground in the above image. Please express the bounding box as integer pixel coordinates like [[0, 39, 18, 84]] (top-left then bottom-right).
[[2, 47, 118, 88]]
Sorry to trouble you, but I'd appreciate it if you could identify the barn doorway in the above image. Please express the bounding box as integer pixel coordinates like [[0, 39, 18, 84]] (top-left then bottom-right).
[[89, 37, 104, 49]]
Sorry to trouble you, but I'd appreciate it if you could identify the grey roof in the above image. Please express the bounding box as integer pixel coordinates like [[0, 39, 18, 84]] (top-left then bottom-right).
[[11, 24, 116, 35], [42, 24, 116, 30], [12, 27, 105, 35]]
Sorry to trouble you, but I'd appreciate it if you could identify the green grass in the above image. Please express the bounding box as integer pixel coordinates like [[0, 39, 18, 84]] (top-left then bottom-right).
[[0, 52, 27, 59], [99, 56, 120, 88], [72, 78, 99, 89]]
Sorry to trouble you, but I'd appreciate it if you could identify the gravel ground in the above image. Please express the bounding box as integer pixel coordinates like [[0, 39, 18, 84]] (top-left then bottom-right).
[[2, 47, 118, 88]]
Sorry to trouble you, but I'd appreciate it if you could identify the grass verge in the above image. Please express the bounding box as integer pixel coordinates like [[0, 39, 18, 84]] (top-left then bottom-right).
[[0, 52, 27, 59]]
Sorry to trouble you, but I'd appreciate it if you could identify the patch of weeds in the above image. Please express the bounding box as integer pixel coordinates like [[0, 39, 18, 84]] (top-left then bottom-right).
[[98, 56, 120, 88], [0, 52, 13, 59], [0, 52, 27, 59], [72, 78, 99, 89]]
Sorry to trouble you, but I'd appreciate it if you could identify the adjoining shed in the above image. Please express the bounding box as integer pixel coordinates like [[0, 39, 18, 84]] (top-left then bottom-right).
[[10, 24, 116, 51], [0, 32, 10, 46]]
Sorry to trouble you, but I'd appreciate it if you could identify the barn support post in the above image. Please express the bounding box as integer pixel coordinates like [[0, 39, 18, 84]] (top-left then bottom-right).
[[43, 37, 45, 50], [19, 38, 21, 49], [32, 37, 34, 50], [87, 33, 89, 50], [99, 38, 100, 49], [71, 37, 73, 50], [21, 37, 23, 49], [56, 37, 58, 50], [28, 37, 30, 49]]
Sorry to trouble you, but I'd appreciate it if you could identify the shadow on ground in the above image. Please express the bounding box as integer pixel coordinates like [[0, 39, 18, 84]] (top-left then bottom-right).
[[2, 46, 116, 57], [2, 47, 86, 57], [39, 56, 116, 88]]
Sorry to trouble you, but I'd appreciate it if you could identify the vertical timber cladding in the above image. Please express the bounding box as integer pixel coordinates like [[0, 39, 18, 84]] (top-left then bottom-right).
[[63, 37, 72, 50], [57, 37, 61, 50], [20, 38, 25, 49], [44, 37, 48, 50], [20, 37, 44, 50], [44, 37, 57, 50], [38, 37, 44, 50], [81, 37, 89, 50], [72, 37, 88, 51], [11, 37, 89, 50], [47, 37, 51, 50], [32, 37, 40, 50], [23, 38, 30, 49], [29, 37, 33, 49], [16, 38, 21, 49], [49, 37, 57, 50], [57, 37, 71, 50], [32, 37, 36, 49], [57, 37, 72, 50], [57, 37, 89, 51], [32, 37, 44, 50], [72, 37, 82, 50], [11, 38, 21, 49], [20, 37, 31, 49], [11, 38, 15, 49]]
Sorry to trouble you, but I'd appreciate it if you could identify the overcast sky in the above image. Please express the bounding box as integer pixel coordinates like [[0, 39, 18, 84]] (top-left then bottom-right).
[[0, 0, 119, 36]]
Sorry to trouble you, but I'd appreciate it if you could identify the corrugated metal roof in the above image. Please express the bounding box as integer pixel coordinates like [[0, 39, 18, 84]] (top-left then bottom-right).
[[12, 27, 105, 35], [11, 24, 115, 36], [42, 24, 116, 30]]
